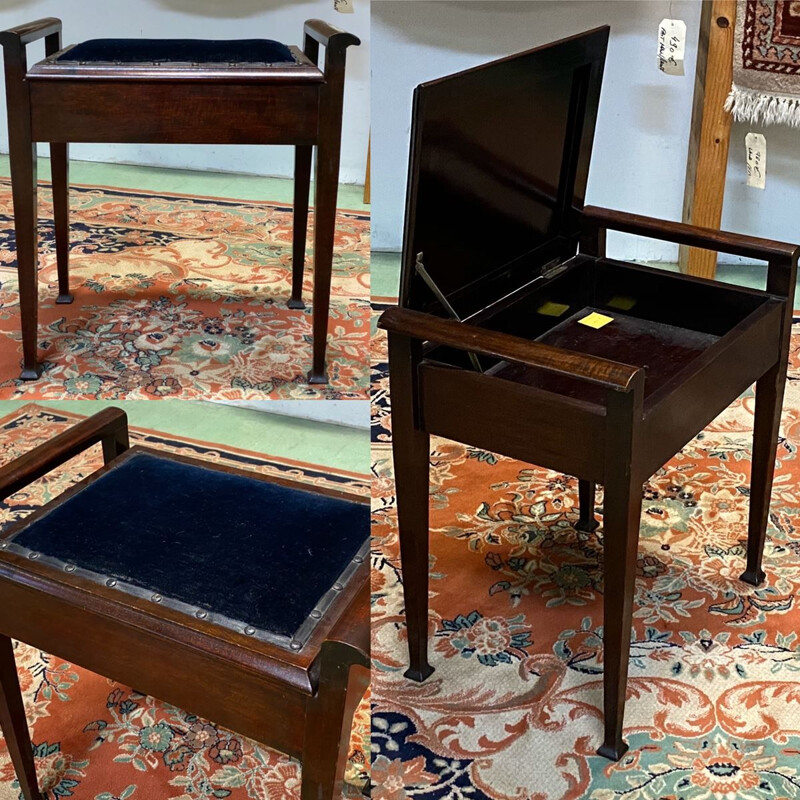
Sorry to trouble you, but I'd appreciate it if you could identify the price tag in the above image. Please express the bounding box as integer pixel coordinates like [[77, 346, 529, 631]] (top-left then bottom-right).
[[745, 132, 766, 189], [658, 19, 686, 75], [334, 0, 354, 12], [579, 312, 614, 330]]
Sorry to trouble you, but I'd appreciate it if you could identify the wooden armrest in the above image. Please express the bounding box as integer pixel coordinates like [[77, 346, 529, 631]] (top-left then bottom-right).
[[0, 18, 61, 47], [303, 19, 360, 50], [379, 306, 642, 392], [321, 580, 368, 669], [583, 205, 799, 263], [0, 408, 129, 502]]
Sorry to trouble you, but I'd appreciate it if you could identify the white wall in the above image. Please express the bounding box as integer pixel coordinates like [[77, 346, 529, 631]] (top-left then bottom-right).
[[372, 0, 800, 263], [0, 0, 369, 184]]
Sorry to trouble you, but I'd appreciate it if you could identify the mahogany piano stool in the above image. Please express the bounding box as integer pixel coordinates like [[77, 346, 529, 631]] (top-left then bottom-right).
[[378, 27, 799, 761], [0, 17, 359, 384], [0, 408, 370, 799]]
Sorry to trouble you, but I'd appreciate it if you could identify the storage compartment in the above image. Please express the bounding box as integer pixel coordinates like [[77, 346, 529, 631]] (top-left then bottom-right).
[[424, 256, 775, 406]]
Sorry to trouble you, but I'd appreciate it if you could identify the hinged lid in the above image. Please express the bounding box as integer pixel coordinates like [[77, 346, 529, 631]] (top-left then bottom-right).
[[399, 27, 609, 318]]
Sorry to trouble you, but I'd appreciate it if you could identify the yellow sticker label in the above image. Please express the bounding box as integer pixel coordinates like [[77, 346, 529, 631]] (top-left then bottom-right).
[[607, 295, 636, 311], [578, 312, 614, 329], [537, 301, 570, 317]]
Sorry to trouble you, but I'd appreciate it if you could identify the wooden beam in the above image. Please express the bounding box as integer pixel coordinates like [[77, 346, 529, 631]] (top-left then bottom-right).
[[679, 0, 736, 278]]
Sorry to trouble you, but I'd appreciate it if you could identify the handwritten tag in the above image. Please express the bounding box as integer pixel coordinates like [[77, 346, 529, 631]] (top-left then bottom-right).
[[745, 132, 766, 189], [579, 312, 614, 330], [658, 19, 686, 75], [334, 0, 354, 12]]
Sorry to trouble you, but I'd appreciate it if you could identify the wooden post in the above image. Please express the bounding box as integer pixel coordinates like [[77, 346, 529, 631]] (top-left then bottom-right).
[[679, 0, 736, 279]]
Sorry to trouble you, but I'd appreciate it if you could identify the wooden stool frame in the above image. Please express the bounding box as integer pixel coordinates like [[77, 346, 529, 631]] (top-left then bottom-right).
[[0, 408, 369, 800], [380, 207, 798, 761], [0, 17, 360, 384]]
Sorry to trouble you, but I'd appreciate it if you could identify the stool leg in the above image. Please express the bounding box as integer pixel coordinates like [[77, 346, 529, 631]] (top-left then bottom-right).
[[597, 473, 642, 761], [307, 136, 339, 385], [576, 479, 599, 532], [0, 636, 42, 800], [741, 361, 786, 586], [388, 332, 434, 683], [301, 653, 367, 800], [50, 142, 72, 305], [289, 145, 312, 311], [9, 132, 40, 381]]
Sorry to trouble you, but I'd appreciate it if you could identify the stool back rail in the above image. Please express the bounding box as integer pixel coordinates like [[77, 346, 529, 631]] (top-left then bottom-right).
[[0, 17, 360, 384], [0, 409, 369, 799]]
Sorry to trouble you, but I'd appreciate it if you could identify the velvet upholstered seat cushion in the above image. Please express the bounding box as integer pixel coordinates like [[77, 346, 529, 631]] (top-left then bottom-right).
[[3, 452, 368, 649], [57, 38, 296, 65]]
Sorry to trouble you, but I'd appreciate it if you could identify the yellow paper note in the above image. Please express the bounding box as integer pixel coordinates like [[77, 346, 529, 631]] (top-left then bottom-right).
[[578, 312, 614, 329], [537, 301, 569, 317]]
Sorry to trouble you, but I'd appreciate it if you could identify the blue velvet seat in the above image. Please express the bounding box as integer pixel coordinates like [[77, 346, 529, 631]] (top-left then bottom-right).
[[57, 38, 297, 65], [3, 451, 368, 650]]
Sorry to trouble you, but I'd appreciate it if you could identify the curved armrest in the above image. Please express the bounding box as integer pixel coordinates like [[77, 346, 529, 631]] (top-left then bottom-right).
[[303, 19, 360, 50], [379, 306, 642, 391], [583, 206, 799, 264], [0, 18, 61, 47], [0, 408, 129, 502], [321, 578, 368, 669]]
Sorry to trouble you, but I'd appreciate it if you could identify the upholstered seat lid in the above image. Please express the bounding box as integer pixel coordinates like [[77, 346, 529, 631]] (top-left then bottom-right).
[[57, 38, 297, 65], [2, 451, 368, 651]]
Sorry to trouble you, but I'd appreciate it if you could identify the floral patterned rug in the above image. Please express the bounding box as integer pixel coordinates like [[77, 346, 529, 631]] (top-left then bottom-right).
[[371, 303, 800, 800], [0, 179, 369, 400], [0, 403, 370, 800]]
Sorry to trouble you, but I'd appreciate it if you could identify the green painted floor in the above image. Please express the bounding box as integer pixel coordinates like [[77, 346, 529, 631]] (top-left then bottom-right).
[[0, 158, 369, 476], [0, 154, 369, 212], [0, 399, 369, 475]]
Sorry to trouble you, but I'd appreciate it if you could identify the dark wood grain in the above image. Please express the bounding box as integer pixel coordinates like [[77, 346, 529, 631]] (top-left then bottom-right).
[[1, 17, 359, 383], [0, 412, 369, 799], [384, 28, 799, 764], [0, 636, 42, 800]]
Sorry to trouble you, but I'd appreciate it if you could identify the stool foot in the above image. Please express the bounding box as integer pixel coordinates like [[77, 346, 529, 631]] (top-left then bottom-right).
[[575, 518, 600, 533], [287, 298, 306, 310], [597, 739, 628, 761], [56, 293, 73, 305], [308, 372, 328, 385], [19, 364, 42, 381], [740, 568, 766, 587], [404, 664, 434, 683]]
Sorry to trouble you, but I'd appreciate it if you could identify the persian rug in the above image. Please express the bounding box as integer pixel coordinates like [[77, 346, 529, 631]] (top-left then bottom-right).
[[726, 0, 800, 126], [371, 301, 800, 800], [0, 179, 370, 400], [0, 403, 370, 800]]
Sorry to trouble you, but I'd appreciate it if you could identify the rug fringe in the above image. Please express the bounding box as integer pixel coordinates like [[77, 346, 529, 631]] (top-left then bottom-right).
[[725, 82, 800, 128]]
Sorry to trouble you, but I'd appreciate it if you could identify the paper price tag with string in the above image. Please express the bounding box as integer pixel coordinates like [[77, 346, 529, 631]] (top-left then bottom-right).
[[745, 132, 766, 189], [658, 18, 686, 75]]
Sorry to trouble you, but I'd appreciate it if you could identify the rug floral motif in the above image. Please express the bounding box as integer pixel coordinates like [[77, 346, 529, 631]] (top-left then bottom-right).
[[0, 179, 370, 399], [371, 303, 800, 799], [0, 403, 369, 800]]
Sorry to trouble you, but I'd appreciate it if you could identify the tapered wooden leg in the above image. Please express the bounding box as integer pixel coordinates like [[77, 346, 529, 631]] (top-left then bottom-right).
[[0, 636, 42, 800], [576, 479, 599, 532], [10, 137, 40, 380], [49, 142, 72, 305], [597, 474, 642, 761], [308, 138, 339, 385], [301, 648, 368, 800], [289, 145, 313, 311], [388, 332, 434, 682], [741, 361, 786, 586]]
